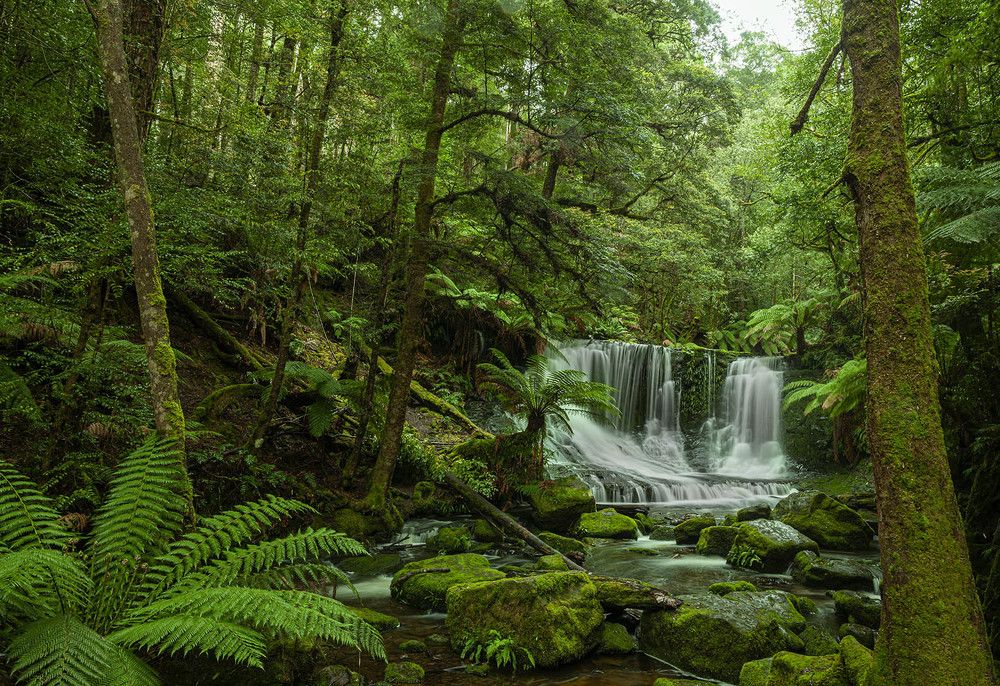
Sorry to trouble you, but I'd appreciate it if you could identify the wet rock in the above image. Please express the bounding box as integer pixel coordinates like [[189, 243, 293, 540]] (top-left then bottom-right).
[[742, 651, 850, 686], [737, 503, 772, 521], [788, 594, 817, 616], [728, 519, 819, 572], [446, 571, 604, 668], [638, 590, 806, 682], [338, 552, 403, 576], [838, 636, 874, 685], [391, 553, 504, 611], [330, 506, 403, 542], [648, 525, 675, 541], [839, 622, 877, 649], [536, 553, 569, 570], [593, 576, 674, 611], [538, 531, 589, 554], [799, 625, 840, 655], [384, 661, 424, 684], [469, 518, 503, 543], [791, 550, 874, 590], [695, 525, 739, 556], [738, 657, 773, 686], [313, 664, 364, 686], [831, 590, 881, 629], [398, 639, 427, 654], [773, 491, 873, 551], [673, 515, 716, 544], [597, 622, 636, 655], [573, 508, 639, 540], [347, 607, 400, 631], [633, 511, 657, 533], [525, 477, 596, 532], [708, 580, 758, 596], [427, 526, 471, 554]]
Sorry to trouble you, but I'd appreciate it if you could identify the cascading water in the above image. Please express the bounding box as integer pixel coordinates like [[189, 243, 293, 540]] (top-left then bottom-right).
[[549, 340, 792, 506]]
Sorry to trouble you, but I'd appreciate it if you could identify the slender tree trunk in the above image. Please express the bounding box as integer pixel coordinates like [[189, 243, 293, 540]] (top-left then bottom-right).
[[123, 0, 167, 142], [249, 1, 348, 447], [246, 20, 264, 103], [364, 0, 465, 507], [88, 0, 190, 496], [841, 1, 995, 683]]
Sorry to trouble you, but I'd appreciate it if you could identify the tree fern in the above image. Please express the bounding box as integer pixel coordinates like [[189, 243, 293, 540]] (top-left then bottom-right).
[[7, 615, 116, 686], [919, 161, 1000, 247], [0, 461, 67, 551], [107, 616, 269, 668]]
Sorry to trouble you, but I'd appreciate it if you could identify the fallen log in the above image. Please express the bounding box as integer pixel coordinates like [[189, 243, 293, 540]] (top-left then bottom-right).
[[169, 288, 267, 372], [441, 470, 586, 572]]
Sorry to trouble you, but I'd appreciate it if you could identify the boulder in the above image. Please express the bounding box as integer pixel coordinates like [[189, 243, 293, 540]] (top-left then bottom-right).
[[525, 477, 596, 532], [739, 657, 773, 686], [728, 519, 819, 572], [696, 525, 739, 556], [346, 607, 400, 631], [597, 622, 636, 655], [426, 526, 471, 554], [839, 623, 877, 649], [791, 551, 874, 590], [573, 508, 639, 540], [390, 553, 504, 611], [648, 525, 675, 541], [313, 664, 364, 686], [638, 590, 806, 682], [634, 511, 657, 534], [536, 554, 569, 571], [398, 639, 427, 654], [737, 503, 772, 521], [384, 661, 424, 684], [593, 576, 677, 612], [330, 506, 403, 542], [831, 590, 881, 629], [708, 580, 758, 596], [799, 625, 840, 656], [446, 572, 604, 668], [674, 515, 716, 544], [838, 636, 874, 685], [538, 531, 588, 554], [752, 651, 850, 686], [773, 491, 873, 551], [469, 518, 504, 543]]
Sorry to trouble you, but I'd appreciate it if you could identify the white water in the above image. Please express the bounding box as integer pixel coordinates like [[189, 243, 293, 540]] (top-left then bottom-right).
[[549, 340, 791, 505]]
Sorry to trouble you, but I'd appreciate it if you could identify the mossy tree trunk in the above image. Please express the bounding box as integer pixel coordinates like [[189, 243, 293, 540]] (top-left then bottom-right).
[[89, 0, 190, 500], [841, 1, 995, 682], [365, 0, 466, 507]]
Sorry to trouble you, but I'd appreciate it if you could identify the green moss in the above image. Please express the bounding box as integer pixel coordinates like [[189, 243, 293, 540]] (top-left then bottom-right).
[[469, 518, 503, 543], [339, 552, 403, 576], [831, 591, 881, 629], [800, 625, 840, 656], [838, 636, 874, 685], [573, 508, 639, 539], [791, 551, 874, 590], [399, 639, 427, 654], [767, 651, 849, 686], [737, 503, 772, 521], [391, 553, 505, 612], [729, 519, 819, 572], [696, 525, 739, 556], [633, 511, 657, 534], [708, 580, 757, 596], [648, 525, 675, 541], [347, 606, 400, 631], [788, 594, 817, 616], [524, 477, 596, 532], [739, 658, 772, 686], [593, 576, 666, 611], [597, 622, 635, 655], [674, 515, 716, 544], [384, 661, 424, 684], [536, 554, 569, 570], [446, 572, 604, 668], [773, 491, 873, 551], [838, 623, 877, 649], [538, 531, 589, 554], [427, 526, 472, 554]]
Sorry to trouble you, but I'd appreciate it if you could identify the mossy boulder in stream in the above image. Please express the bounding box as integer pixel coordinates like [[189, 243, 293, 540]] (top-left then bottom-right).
[[390, 553, 504, 611], [673, 515, 716, 544], [525, 477, 596, 532], [708, 580, 757, 596], [536, 554, 569, 570], [538, 531, 588, 554], [638, 590, 807, 682], [831, 590, 881, 629], [469, 518, 504, 543], [739, 652, 850, 686], [737, 503, 772, 521], [696, 525, 739, 556], [729, 519, 819, 572], [597, 622, 636, 655], [427, 526, 471, 554], [593, 576, 671, 611], [346, 606, 400, 632], [384, 661, 424, 684], [573, 508, 639, 539], [791, 551, 874, 590], [773, 491, 873, 551], [446, 571, 604, 668]]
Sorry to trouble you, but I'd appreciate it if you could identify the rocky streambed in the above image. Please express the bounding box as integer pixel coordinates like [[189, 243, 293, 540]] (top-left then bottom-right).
[[328, 482, 883, 686]]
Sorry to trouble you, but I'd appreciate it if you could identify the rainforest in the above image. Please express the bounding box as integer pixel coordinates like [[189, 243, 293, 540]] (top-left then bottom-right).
[[1, 0, 998, 684]]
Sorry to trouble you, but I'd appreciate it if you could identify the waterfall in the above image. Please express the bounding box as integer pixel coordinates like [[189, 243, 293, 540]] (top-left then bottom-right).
[[549, 341, 792, 505]]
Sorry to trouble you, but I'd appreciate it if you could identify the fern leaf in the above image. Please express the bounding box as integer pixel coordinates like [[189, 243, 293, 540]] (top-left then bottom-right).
[[107, 615, 268, 668], [99, 644, 160, 686], [7, 615, 116, 686], [0, 460, 67, 551], [0, 548, 92, 617]]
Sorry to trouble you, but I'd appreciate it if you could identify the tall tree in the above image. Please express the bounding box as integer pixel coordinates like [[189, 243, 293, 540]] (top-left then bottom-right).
[[87, 0, 189, 496], [840, 0, 995, 682]]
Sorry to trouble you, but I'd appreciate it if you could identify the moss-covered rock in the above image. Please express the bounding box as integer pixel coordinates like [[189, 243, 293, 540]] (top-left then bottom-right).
[[384, 661, 424, 684], [695, 525, 739, 556], [634, 511, 657, 534], [773, 491, 873, 551], [739, 658, 773, 686], [391, 554, 505, 611], [313, 664, 364, 686], [737, 503, 772, 522], [398, 639, 427, 654], [597, 622, 636, 655], [729, 519, 819, 572], [346, 607, 400, 632], [799, 625, 840, 656], [648, 525, 675, 541], [446, 572, 604, 668], [838, 636, 874, 685], [788, 594, 817, 616], [330, 506, 403, 542], [673, 515, 716, 544], [791, 551, 874, 590], [525, 477, 596, 532], [765, 652, 850, 686], [536, 554, 569, 570], [469, 518, 504, 543], [427, 526, 472, 554], [593, 576, 669, 611], [831, 590, 881, 629], [338, 553, 403, 577], [638, 590, 806, 682], [708, 580, 758, 596], [538, 531, 588, 554], [838, 623, 877, 649], [573, 508, 639, 539]]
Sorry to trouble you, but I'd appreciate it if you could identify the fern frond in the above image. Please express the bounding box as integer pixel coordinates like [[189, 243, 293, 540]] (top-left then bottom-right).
[[7, 614, 116, 686], [0, 359, 42, 422], [0, 460, 67, 551], [107, 615, 268, 668], [100, 644, 160, 686], [243, 562, 355, 594], [0, 548, 92, 617]]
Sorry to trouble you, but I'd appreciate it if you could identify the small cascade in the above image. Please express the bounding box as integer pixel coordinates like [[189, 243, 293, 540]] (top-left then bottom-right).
[[704, 357, 788, 479], [549, 341, 792, 505]]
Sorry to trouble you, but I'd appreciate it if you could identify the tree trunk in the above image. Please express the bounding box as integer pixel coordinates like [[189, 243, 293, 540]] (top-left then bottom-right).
[[841, 1, 995, 683], [249, 1, 348, 448], [123, 0, 167, 141], [364, 0, 465, 507], [89, 0, 190, 496], [246, 20, 264, 103]]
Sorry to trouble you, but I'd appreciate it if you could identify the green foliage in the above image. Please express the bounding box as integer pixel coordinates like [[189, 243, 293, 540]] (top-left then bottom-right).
[[0, 439, 385, 686], [460, 629, 536, 673], [726, 544, 763, 570], [919, 162, 1000, 246], [783, 359, 867, 419]]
